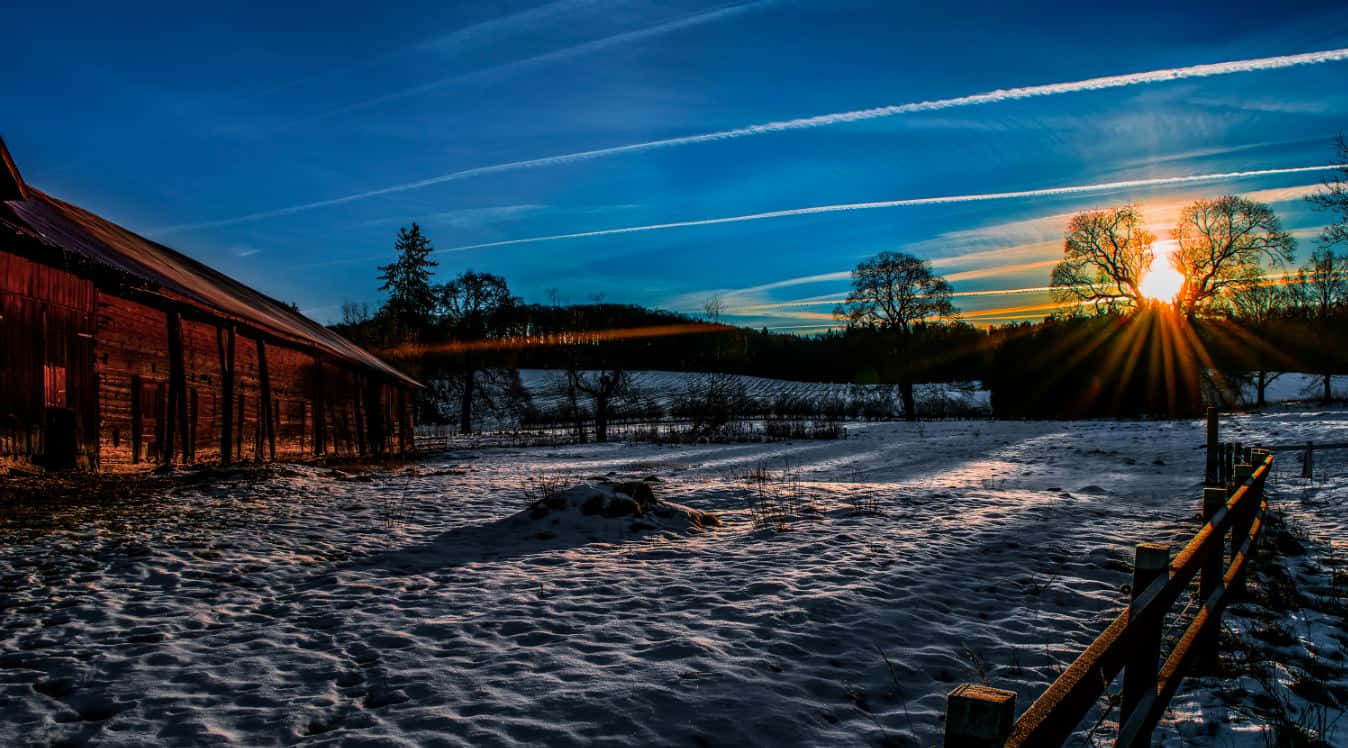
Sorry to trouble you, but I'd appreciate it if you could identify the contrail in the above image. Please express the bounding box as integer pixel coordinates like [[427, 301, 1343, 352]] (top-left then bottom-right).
[[730, 285, 1058, 314], [327, 1, 776, 118], [220, 0, 601, 106], [420, 165, 1335, 254], [149, 47, 1348, 235]]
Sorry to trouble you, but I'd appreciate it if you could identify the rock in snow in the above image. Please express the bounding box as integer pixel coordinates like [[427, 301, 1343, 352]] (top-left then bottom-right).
[[520, 481, 720, 539]]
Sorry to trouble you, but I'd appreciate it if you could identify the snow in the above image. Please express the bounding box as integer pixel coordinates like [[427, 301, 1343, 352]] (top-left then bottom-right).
[[1226, 373, 1348, 408], [2, 407, 1346, 746]]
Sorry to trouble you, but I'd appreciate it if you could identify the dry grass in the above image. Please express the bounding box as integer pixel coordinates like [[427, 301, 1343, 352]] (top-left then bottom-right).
[[737, 459, 819, 532]]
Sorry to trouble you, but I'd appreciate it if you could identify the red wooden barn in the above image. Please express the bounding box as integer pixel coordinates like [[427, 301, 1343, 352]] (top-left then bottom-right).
[[0, 138, 419, 471]]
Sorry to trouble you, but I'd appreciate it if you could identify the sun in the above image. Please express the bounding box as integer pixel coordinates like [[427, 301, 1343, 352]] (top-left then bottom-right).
[[1139, 240, 1185, 303]]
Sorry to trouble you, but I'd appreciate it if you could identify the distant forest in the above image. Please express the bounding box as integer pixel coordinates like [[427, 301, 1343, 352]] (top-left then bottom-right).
[[331, 135, 1348, 428]]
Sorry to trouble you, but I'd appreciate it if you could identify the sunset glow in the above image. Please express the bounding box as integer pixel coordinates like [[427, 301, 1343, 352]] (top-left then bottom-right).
[[1139, 240, 1186, 303]]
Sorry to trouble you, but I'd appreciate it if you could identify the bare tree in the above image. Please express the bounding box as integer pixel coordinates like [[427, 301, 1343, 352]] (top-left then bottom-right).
[[1307, 133, 1348, 249], [569, 368, 629, 443], [438, 271, 518, 434], [835, 251, 956, 420], [1173, 196, 1294, 316], [1050, 205, 1155, 313], [703, 295, 725, 322], [1289, 248, 1348, 403], [1228, 274, 1291, 406], [340, 300, 372, 326]]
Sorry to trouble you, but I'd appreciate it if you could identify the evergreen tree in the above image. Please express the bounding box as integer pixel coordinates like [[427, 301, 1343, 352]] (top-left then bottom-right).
[[377, 223, 438, 329]]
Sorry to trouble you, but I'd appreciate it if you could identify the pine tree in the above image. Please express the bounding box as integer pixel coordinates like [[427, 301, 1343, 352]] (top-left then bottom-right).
[[376, 223, 438, 328]]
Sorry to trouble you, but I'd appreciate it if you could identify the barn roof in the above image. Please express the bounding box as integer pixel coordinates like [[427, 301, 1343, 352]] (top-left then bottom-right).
[[0, 138, 418, 388]]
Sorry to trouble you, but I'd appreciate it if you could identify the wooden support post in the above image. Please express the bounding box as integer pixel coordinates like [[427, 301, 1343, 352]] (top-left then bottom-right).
[[256, 339, 275, 460], [130, 374, 142, 464], [164, 311, 190, 464], [944, 684, 1015, 747], [1198, 487, 1227, 673], [312, 360, 326, 456], [1121, 542, 1170, 730], [1302, 441, 1313, 480], [155, 383, 167, 464], [1224, 443, 1235, 488], [1204, 407, 1219, 486], [353, 374, 367, 457], [253, 393, 263, 462], [216, 325, 235, 464]]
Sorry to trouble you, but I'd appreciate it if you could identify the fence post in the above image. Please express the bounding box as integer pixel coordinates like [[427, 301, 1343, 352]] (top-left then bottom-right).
[[1121, 542, 1170, 730], [1303, 441, 1314, 480], [1229, 456, 1255, 598], [1198, 486, 1227, 673], [1204, 407, 1219, 486], [1250, 448, 1269, 471], [945, 684, 1015, 747]]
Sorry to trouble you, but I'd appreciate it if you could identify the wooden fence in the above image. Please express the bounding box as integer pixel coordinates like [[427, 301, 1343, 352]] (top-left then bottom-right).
[[944, 407, 1273, 747]]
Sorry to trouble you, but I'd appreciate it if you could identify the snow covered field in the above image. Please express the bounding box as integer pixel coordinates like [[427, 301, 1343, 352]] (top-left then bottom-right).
[[2, 409, 1346, 746]]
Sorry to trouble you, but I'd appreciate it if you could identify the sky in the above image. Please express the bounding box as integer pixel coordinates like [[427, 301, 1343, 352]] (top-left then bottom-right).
[[5, 0, 1348, 331]]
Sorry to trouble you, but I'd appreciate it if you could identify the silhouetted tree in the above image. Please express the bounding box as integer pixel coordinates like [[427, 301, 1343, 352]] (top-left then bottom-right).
[[570, 368, 628, 442], [1051, 205, 1154, 313], [377, 223, 438, 330], [1173, 196, 1294, 316], [1228, 274, 1292, 406], [836, 251, 956, 420], [340, 301, 372, 326], [1290, 248, 1347, 402], [1308, 133, 1348, 249], [438, 271, 518, 433]]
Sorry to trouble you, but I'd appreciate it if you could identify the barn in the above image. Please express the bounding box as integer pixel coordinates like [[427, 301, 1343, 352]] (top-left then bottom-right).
[[0, 138, 419, 471]]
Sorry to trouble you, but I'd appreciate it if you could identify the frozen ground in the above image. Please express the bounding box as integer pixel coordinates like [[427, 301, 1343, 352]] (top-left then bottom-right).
[[2, 409, 1346, 746]]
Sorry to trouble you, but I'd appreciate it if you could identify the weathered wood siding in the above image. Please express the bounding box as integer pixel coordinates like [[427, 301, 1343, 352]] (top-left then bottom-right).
[[0, 252, 97, 464], [92, 287, 413, 470], [94, 293, 170, 466]]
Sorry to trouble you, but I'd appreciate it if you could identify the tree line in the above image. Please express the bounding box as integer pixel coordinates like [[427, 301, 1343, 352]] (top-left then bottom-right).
[[335, 134, 1348, 426]]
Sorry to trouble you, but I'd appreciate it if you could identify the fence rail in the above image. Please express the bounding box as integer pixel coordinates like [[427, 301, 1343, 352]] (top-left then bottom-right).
[[945, 407, 1273, 747]]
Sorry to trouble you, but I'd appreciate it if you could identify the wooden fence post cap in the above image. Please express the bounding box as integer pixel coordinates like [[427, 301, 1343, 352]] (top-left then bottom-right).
[[1134, 542, 1170, 570], [945, 684, 1015, 746]]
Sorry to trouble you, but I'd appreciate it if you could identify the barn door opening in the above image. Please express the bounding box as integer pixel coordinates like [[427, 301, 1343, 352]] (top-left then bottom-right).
[[41, 362, 76, 467]]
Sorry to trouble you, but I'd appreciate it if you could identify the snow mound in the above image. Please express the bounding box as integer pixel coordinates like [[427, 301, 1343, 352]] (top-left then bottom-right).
[[516, 481, 721, 540]]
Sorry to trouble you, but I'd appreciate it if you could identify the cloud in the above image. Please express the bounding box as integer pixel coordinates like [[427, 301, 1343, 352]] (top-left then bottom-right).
[[149, 47, 1348, 234]]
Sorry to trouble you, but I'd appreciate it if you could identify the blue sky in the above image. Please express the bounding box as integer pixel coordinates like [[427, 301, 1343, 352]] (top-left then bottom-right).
[[6, 0, 1348, 329]]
